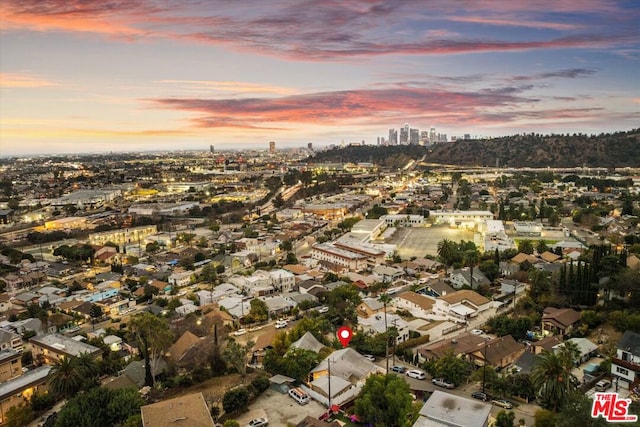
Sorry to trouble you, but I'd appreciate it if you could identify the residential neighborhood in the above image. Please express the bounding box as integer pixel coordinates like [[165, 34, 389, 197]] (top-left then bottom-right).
[[0, 148, 639, 427]]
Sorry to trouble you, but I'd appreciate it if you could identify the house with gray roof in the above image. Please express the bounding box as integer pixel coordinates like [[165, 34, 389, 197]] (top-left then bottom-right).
[[290, 332, 325, 353], [412, 390, 491, 427], [310, 348, 383, 386]]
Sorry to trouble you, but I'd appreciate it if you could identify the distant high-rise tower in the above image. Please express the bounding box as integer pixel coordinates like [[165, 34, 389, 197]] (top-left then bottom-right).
[[307, 142, 313, 151], [269, 141, 276, 153], [429, 128, 436, 144], [400, 123, 409, 144], [209, 144, 215, 154], [399, 124, 409, 144], [388, 129, 398, 145], [409, 128, 420, 145]]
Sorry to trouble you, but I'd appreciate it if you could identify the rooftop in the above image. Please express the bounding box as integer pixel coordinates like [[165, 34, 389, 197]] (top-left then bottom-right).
[[415, 390, 491, 427], [30, 333, 101, 357], [141, 392, 216, 427], [0, 366, 52, 401]]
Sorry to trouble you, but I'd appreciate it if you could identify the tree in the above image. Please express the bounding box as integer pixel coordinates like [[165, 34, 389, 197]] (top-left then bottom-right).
[[437, 239, 457, 266], [5, 403, 34, 427], [223, 339, 253, 379], [48, 356, 85, 399], [531, 347, 578, 412], [463, 249, 479, 288], [323, 284, 361, 326], [432, 349, 472, 386], [536, 240, 549, 254], [54, 387, 144, 427], [555, 392, 608, 427], [354, 373, 413, 427], [128, 312, 173, 387], [30, 392, 56, 412], [222, 386, 249, 414], [495, 410, 516, 427], [518, 240, 534, 255], [263, 348, 319, 382], [248, 299, 269, 323], [89, 304, 103, 320]]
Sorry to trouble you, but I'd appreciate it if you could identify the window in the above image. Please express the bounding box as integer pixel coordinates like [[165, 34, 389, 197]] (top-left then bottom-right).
[[616, 366, 629, 376]]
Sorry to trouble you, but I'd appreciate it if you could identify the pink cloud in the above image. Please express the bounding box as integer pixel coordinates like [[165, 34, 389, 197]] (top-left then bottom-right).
[[1, 0, 636, 60], [0, 72, 58, 88]]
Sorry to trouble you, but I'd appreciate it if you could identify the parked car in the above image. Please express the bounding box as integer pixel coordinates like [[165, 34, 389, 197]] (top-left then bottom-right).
[[288, 387, 310, 405], [233, 328, 247, 336], [247, 417, 268, 427], [471, 391, 490, 401], [470, 329, 484, 335], [432, 378, 455, 389], [595, 379, 612, 392], [362, 354, 376, 362], [318, 306, 329, 313], [406, 369, 426, 380], [492, 399, 513, 409], [391, 365, 407, 374], [275, 320, 288, 329]]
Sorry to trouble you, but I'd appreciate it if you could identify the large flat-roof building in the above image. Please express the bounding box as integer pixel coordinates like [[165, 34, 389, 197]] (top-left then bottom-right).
[[310, 243, 368, 272], [30, 333, 101, 365], [0, 366, 52, 426], [429, 210, 494, 230]]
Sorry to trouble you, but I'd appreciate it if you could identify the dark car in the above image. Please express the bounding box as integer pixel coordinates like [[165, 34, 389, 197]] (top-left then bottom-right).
[[391, 365, 407, 374], [471, 391, 489, 401]]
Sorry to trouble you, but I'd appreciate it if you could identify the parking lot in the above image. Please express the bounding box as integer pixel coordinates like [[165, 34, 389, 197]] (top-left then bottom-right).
[[387, 226, 476, 258], [239, 388, 326, 426]]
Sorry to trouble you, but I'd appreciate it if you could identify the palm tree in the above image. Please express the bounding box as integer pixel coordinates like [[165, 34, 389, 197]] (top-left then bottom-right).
[[463, 249, 479, 289], [48, 357, 85, 399], [437, 239, 456, 266], [531, 346, 578, 412], [76, 351, 100, 387]]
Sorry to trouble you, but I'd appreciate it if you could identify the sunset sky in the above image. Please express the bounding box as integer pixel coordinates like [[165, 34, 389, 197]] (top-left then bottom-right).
[[1, 0, 638, 155]]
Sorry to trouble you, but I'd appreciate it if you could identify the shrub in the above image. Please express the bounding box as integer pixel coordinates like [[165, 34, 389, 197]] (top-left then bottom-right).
[[30, 392, 56, 412], [250, 376, 270, 395], [222, 387, 249, 414]]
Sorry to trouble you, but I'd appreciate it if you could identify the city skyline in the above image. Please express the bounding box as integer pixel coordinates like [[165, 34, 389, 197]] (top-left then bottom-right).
[[1, 0, 639, 156]]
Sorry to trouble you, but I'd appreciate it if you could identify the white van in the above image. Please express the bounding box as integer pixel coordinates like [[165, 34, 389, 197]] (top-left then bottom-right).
[[595, 379, 612, 392], [288, 387, 310, 405]]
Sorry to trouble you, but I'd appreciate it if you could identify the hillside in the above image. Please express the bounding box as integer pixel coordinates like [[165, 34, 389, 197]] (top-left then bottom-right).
[[308, 130, 640, 168]]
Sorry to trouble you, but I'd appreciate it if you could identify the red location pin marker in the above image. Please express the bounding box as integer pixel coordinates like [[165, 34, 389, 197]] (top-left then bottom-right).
[[337, 326, 353, 347]]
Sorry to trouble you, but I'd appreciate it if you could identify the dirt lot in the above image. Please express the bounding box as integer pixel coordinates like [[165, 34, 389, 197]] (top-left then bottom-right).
[[239, 388, 326, 426], [168, 372, 261, 412]]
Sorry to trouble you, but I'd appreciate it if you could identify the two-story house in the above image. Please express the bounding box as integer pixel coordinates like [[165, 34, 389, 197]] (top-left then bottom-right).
[[611, 331, 640, 390], [0, 330, 23, 353], [30, 333, 101, 365]]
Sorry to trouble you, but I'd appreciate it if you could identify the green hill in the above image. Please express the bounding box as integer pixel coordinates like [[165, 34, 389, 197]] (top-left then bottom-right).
[[307, 130, 640, 168]]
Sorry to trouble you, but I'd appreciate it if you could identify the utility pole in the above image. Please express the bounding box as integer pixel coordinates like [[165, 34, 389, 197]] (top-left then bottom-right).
[[482, 337, 489, 394], [327, 358, 332, 412]]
